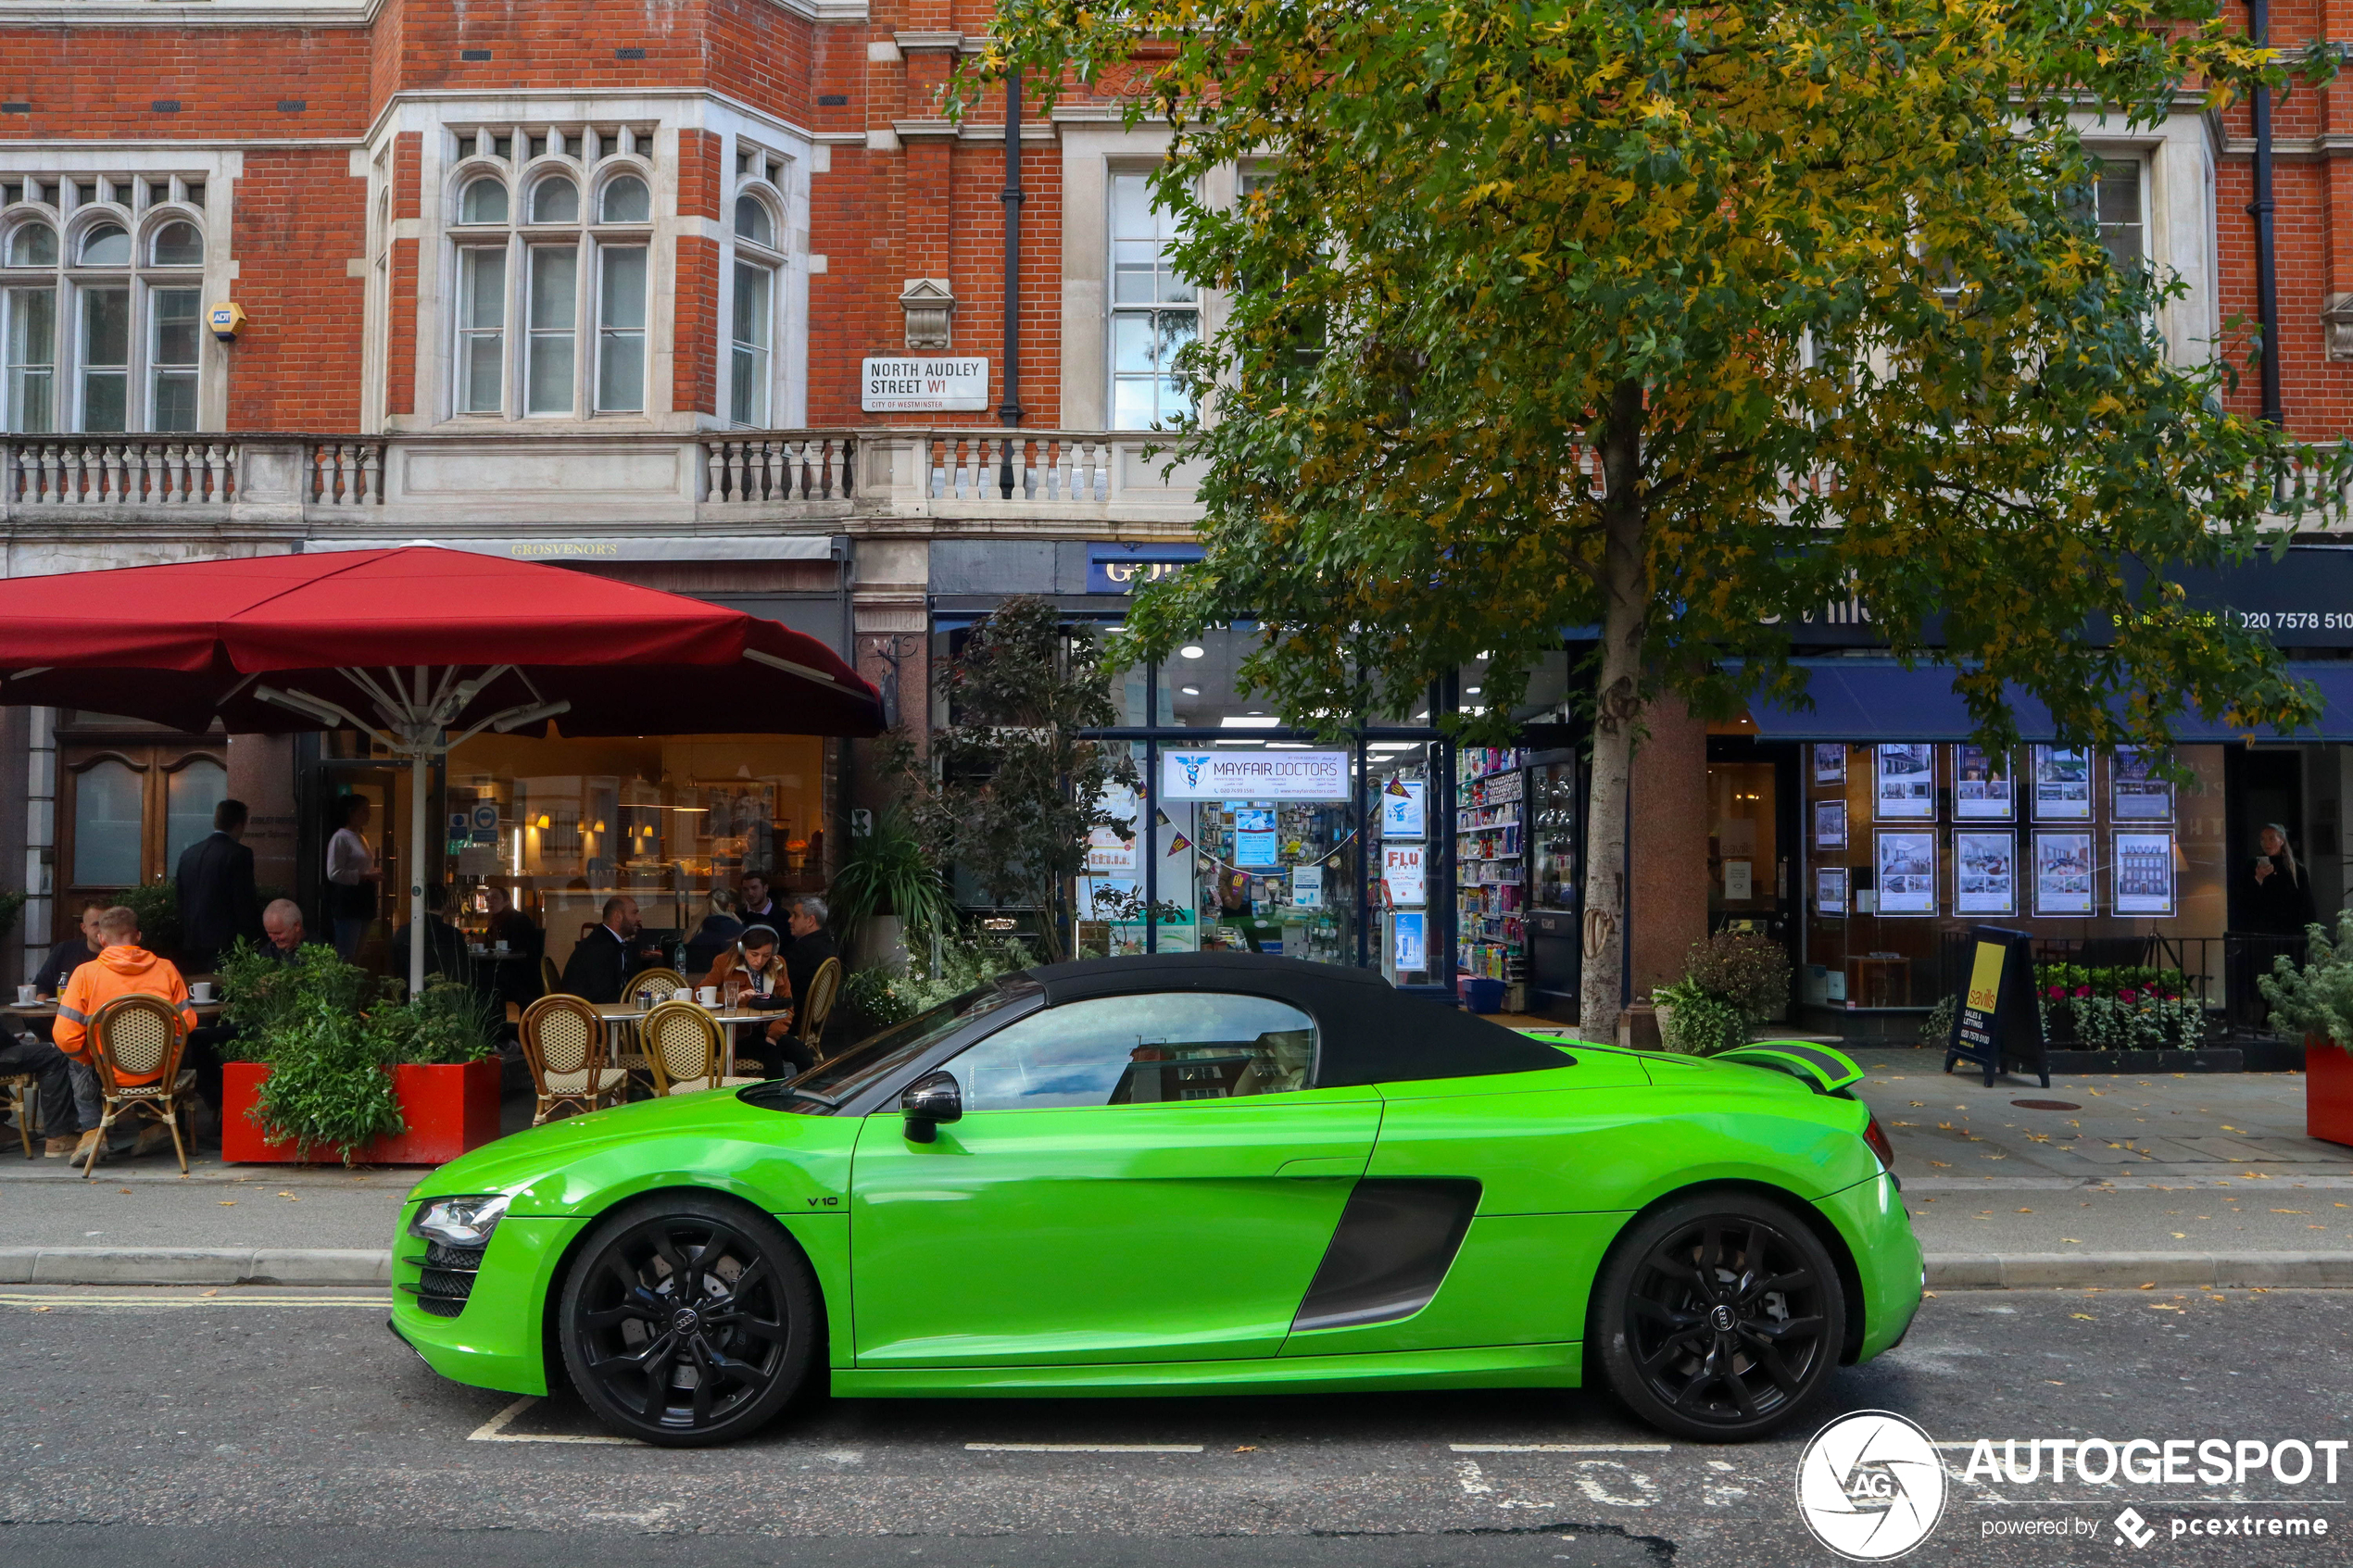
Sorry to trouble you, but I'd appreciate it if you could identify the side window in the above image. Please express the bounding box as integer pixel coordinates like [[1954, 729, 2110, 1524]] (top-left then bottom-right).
[[950, 992, 1316, 1112]]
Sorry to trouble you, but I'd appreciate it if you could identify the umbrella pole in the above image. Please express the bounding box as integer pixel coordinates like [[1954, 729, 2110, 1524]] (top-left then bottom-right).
[[409, 741, 429, 1000]]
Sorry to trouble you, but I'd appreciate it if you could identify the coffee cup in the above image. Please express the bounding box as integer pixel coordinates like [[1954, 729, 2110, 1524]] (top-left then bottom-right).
[[191, 982, 216, 1003], [672, 987, 691, 1002], [15, 985, 35, 1005], [697, 985, 720, 1006], [494, 939, 510, 954]]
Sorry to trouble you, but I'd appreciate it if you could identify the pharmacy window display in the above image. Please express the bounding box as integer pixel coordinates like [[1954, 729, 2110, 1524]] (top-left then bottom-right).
[[1799, 741, 2225, 1032]]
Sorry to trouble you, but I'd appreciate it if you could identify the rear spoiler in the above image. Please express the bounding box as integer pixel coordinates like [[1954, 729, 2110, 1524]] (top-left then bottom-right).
[[1716, 1040, 1866, 1097]]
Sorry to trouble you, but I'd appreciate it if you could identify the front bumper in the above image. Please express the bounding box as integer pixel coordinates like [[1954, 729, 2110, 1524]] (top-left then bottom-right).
[[389, 1199, 588, 1397], [1819, 1170, 1924, 1362]]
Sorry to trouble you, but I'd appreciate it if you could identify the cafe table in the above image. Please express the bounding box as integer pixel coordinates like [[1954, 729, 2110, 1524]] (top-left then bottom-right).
[[4, 997, 226, 1023], [591, 1002, 788, 1080]]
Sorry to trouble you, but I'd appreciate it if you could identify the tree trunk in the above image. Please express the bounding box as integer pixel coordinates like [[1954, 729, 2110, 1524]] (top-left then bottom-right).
[[1579, 379, 1649, 1041]]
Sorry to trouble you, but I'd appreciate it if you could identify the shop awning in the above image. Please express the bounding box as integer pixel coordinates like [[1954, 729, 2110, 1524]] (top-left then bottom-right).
[[1744, 659, 2353, 742]]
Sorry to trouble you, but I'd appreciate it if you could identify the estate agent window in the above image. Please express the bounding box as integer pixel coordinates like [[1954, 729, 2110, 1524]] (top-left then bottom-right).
[[447, 127, 655, 420], [0, 175, 210, 433]]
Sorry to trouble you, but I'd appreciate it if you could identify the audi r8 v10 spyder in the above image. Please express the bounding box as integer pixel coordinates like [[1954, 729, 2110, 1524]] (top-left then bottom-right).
[[390, 952, 1921, 1445]]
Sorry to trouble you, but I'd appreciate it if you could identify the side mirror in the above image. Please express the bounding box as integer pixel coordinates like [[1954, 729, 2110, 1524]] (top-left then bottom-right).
[[900, 1072, 962, 1143]]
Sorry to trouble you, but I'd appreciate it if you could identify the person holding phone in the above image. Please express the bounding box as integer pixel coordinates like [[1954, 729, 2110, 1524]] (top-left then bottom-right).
[[2246, 822, 2316, 935]]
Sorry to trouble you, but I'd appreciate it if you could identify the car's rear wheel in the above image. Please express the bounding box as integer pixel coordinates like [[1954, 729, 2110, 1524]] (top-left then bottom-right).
[[1592, 1191, 1844, 1442], [559, 1193, 817, 1446]]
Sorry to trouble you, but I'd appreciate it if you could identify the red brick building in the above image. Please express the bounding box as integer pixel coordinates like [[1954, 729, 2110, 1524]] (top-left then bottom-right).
[[0, 0, 2346, 1026]]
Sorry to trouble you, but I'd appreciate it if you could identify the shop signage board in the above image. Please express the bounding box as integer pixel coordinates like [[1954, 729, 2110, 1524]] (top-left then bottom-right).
[[1291, 865, 1324, 908], [2032, 746, 2093, 820], [1162, 749, 1351, 801], [1380, 779, 1428, 838], [1944, 926, 2051, 1088], [1391, 909, 1428, 971], [861, 356, 988, 412], [2114, 830, 2176, 915], [1088, 542, 1206, 593]]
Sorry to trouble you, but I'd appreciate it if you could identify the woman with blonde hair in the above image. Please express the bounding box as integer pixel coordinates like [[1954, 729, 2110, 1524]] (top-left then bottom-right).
[[2246, 822, 2317, 935]]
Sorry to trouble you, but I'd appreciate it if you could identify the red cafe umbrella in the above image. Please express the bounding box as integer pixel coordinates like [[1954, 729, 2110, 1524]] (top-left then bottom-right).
[[0, 546, 883, 995]]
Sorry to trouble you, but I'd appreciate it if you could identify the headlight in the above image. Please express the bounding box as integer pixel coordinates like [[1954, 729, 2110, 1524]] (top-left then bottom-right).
[[410, 1194, 510, 1248]]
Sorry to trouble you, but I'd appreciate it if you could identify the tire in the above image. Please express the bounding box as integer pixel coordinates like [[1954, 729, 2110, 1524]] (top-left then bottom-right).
[[559, 1192, 819, 1447], [1591, 1190, 1846, 1442]]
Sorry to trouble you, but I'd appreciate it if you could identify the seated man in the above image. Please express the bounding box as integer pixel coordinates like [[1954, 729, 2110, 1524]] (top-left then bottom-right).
[[258, 898, 324, 962], [389, 884, 472, 990], [3, 900, 107, 1155], [780, 896, 840, 1010], [702, 925, 814, 1079], [559, 896, 649, 1005], [52, 905, 199, 1168]]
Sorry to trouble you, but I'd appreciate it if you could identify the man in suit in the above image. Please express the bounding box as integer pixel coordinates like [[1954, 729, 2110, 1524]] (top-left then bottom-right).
[[175, 798, 262, 974], [559, 895, 644, 1004]]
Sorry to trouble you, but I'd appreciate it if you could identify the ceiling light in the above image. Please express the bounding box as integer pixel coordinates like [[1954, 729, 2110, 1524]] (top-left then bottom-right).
[[1267, 742, 1312, 749], [1220, 716, 1281, 728], [1179, 684, 1201, 696], [1214, 738, 1262, 746], [1178, 645, 1205, 659], [1464, 686, 1481, 695], [1368, 742, 1418, 752]]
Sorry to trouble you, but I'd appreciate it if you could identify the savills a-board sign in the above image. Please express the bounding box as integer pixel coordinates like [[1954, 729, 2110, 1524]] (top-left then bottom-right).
[[1160, 750, 1350, 801], [862, 357, 988, 412]]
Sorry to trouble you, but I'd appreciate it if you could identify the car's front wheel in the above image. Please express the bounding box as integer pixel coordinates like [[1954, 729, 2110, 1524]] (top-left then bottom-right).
[[1592, 1191, 1845, 1442], [559, 1193, 818, 1446]]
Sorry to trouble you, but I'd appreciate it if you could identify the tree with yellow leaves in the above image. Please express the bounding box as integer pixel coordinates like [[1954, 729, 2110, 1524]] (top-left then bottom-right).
[[985, 0, 2349, 1035]]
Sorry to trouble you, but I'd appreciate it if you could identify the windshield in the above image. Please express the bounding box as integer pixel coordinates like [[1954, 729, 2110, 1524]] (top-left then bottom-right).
[[756, 980, 1035, 1110]]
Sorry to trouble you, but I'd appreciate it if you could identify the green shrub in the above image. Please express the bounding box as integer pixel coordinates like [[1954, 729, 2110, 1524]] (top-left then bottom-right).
[[215, 941, 379, 1061], [1920, 994, 1957, 1048], [844, 933, 1037, 1035], [1652, 978, 1746, 1055], [118, 881, 180, 960], [248, 997, 405, 1165], [2259, 914, 2353, 1046], [371, 980, 499, 1065], [1679, 932, 1792, 1022]]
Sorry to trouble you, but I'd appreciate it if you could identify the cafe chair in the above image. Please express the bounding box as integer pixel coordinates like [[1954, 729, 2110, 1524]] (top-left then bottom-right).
[[82, 992, 195, 1179], [640, 1000, 728, 1097], [538, 956, 562, 997], [519, 995, 625, 1125], [0, 1070, 35, 1159], [796, 957, 844, 1060], [627, 967, 686, 1000]]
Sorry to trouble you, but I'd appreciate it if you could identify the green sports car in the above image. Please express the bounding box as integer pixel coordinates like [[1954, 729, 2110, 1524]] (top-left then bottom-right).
[[390, 952, 1921, 1447]]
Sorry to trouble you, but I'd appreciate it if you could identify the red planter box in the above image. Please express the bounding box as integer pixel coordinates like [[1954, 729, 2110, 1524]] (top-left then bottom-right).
[[222, 1058, 503, 1165], [2311, 1036, 2353, 1149]]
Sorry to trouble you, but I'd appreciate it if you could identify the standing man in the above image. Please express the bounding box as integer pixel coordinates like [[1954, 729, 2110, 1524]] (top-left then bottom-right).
[[560, 896, 646, 1004], [737, 870, 780, 926], [53, 905, 198, 1168], [176, 798, 263, 974]]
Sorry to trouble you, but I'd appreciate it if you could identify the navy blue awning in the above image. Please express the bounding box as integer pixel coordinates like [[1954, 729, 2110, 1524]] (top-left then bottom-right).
[[1744, 659, 2353, 742]]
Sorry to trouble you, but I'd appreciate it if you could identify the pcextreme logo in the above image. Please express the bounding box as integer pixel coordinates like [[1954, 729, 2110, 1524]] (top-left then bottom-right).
[[1795, 1411, 1950, 1561]]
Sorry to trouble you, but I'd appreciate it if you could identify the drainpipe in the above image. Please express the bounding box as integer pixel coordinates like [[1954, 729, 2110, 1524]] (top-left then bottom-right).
[[2250, 0, 2284, 424], [999, 65, 1026, 499]]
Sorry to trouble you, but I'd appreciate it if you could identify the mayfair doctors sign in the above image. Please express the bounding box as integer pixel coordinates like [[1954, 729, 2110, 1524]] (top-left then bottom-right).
[[862, 357, 989, 412], [1161, 750, 1351, 802]]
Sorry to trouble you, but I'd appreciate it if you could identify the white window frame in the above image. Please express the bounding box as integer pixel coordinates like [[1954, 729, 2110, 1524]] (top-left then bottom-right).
[[1106, 169, 1199, 433], [726, 177, 784, 428]]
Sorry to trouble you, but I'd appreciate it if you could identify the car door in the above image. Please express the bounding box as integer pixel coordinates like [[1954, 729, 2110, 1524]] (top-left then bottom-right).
[[849, 989, 1379, 1368]]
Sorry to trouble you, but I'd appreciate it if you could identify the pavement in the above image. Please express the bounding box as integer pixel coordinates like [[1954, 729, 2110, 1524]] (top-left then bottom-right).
[[5, 1282, 2351, 1566], [5, 1047, 2353, 1289]]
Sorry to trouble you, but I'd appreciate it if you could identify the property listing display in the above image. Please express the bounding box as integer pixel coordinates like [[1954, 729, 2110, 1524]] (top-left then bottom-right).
[[1798, 741, 2225, 1023]]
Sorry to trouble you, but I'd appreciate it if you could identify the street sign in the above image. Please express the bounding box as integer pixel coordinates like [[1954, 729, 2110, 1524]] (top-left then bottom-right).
[[1943, 925, 2051, 1089]]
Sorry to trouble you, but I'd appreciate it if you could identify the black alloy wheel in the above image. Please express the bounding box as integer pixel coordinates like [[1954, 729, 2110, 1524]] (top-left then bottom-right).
[[1592, 1192, 1845, 1441], [560, 1194, 817, 1446]]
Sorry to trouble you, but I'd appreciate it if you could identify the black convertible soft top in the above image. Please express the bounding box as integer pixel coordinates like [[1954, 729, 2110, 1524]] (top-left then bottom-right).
[[1020, 951, 1571, 1088]]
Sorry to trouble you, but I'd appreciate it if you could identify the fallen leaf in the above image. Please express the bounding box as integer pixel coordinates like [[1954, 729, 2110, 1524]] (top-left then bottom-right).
[[2138, 1283, 2156, 1290], [1234, 1445, 1258, 1452], [218, 1200, 236, 1207], [199, 1289, 218, 1298], [1928, 1160, 1951, 1168], [2062, 1238, 2082, 1244], [2171, 1232, 2187, 1239], [1908, 1100, 1926, 1108], [2018, 1208, 2033, 1213], [33, 1305, 49, 1312], [2070, 1312, 2096, 1320], [2146, 1304, 2182, 1311], [2272, 1210, 2308, 1214]]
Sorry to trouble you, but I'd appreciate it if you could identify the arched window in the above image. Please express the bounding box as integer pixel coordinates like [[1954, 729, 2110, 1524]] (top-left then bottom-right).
[[6, 223, 56, 267], [733, 194, 774, 249], [459, 177, 510, 225], [530, 178, 579, 224], [150, 220, 203, 267], [79, 223, 131, 267], [600, 175, 651, 224], [71, 759, 144, 886]]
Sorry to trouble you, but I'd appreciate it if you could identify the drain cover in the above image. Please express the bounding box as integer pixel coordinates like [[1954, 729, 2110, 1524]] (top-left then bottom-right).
[[2011, 1098, 2082, 1111]]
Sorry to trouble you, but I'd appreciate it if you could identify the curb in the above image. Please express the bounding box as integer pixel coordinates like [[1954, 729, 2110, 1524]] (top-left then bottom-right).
[[0, 1246, 392, 1287], [1925, 1250, 2353, 1290]]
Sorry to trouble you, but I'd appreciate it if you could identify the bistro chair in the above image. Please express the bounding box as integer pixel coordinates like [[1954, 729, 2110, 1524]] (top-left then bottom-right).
[[82, 992, 195, 1179], [1, 1070, 36, 1159], [639, 1000, 729, 1096], [519, 995, 625, 1125], [796, 957, 844, 1060], [626, 967, 686, 1001], [538, 955, 562, 997]]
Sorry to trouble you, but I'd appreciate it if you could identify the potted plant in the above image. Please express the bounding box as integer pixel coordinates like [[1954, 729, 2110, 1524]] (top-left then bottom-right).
[[216, 944, 502, 1165], [827, 809, 957, 969], [2257, 915, 2353, 1147], [1652, 932, 1793, 1055]]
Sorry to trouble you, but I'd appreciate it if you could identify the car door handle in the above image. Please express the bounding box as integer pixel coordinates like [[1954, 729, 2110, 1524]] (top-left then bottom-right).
[[1273, 1156, 1363, 1179]]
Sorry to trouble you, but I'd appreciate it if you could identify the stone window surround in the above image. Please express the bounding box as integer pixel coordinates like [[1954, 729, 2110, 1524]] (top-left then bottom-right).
[[727, 147, 790, 429], [2070, 111, 2216, 368], [0, 148, 242, 433], [367, 93, 814, 436]]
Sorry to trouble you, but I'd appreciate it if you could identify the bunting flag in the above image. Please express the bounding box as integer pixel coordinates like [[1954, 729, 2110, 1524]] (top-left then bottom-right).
[[1386, 776, 1413, 798], [1154, 809, 1173, 827], [1166, 832, 1191, 853]]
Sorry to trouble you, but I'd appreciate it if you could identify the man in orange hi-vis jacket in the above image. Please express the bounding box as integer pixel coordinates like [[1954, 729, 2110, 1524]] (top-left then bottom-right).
[[53, 904, 197, 1170]]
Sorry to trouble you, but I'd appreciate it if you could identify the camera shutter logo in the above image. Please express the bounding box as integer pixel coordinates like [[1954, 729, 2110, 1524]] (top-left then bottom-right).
[[1794, 1411, 1947, 1561]]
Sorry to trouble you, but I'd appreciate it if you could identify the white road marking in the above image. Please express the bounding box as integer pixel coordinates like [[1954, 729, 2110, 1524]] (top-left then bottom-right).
[[965, 1442, 1203, 1453], [1, 1292, 388, 1309], [1451, 1442, 1673, 1453], [466, 1395, 635, 1446]]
